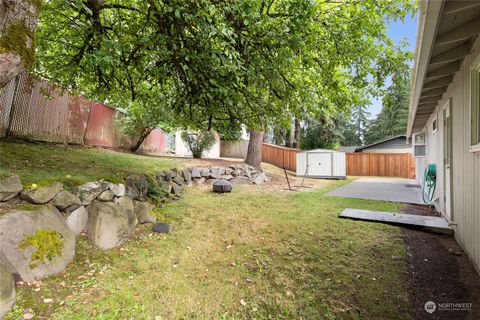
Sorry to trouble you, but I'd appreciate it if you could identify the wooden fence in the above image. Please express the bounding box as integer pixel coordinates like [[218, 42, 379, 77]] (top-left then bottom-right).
[[261, 143, 300, 172], [220, 140, 249, 158], [259, 143, 415, 179], [345, 153, 415, 179]]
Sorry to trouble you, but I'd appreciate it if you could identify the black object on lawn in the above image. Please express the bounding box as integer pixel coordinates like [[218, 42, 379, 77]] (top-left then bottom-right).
[[213, 180, 233, 193]]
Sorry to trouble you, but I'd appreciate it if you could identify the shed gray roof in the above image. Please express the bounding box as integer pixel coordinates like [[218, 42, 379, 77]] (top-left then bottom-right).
[[337, 146, 358, 153]]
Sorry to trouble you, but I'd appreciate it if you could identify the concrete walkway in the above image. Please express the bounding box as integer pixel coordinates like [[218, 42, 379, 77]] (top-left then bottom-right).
[[326, 177, 424, 204]]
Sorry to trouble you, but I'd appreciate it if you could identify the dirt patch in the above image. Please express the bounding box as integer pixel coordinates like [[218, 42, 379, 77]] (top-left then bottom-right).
[[401, 204, 441, 217], [403, 228, 480, 320]]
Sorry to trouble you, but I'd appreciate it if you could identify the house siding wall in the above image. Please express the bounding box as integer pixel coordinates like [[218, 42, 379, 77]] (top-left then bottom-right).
[[417, 38, 480, 271]]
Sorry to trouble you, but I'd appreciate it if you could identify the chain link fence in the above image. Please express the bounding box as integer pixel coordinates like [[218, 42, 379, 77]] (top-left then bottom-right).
[[0, 73, 169, 154]]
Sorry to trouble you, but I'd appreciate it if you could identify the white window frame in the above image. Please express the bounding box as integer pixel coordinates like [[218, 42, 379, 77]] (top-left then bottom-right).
[[432, 111, 438, 134], [413, 132, 427, 157], [470, 57, 480, 153]]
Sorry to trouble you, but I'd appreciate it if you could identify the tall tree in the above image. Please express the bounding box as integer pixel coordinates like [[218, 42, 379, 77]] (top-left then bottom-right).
[[344, 103, 371, 146], [300, 114, 345, 150], [365, 61, 412, 144], [35, 0, 415, 168], [293, 119, 301, 149], [0, 0, 41, 87]]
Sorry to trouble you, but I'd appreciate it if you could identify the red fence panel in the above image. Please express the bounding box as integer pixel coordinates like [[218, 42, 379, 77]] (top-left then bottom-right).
[[83, 102, 134, 148], [138, 129, 168, 155], [67, 95, 92, 144], [262, 143, 300, 172]]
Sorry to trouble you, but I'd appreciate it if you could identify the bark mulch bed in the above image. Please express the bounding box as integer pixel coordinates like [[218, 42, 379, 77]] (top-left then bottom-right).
[[403, 225, 480, 320]]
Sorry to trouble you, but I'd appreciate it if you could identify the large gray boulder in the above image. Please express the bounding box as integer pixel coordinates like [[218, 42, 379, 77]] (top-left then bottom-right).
[[109, 183, 125, 197], [114, 196, 134, 213], [171, 184, 182, 195], [232, 169, 242, 177], [253, 173, 269, 185], [86, 201, 137, 250], [0, 208, 75, 282], [125, 174, 149, 201], [65, 206, 88, 237], [173, 176, 185, 186], [157, 182, 173, 194], [200, 168, 211, 177], [52, 190, 81, 212], [193, 177, 206, 186], [211, 166, 226, 175], [230, 177, 253, 185], [209, 173, 222, 179], [0, 175, 23, 202], [20, 182, 63, 204], [190, 167, 201, 178], [133, 201, 156, 224], [97, 190, 114, 201], [0, 265, 15, 319], [75, 182, 107, 205], [182, 169, 192, 182]]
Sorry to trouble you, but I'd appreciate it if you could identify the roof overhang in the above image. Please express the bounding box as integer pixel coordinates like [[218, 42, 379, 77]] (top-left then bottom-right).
[[407, 0, 480, 137]]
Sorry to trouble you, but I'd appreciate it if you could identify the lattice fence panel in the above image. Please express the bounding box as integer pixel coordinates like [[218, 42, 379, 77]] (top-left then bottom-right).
[[0, 77, 17, 137]]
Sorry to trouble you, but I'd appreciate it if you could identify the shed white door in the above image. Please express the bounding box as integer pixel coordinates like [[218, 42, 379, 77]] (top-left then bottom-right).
[[308, 153, 332, 176]]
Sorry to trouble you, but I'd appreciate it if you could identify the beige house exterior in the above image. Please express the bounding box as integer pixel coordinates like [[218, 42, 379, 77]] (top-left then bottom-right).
[[408, 0, 480, 271]]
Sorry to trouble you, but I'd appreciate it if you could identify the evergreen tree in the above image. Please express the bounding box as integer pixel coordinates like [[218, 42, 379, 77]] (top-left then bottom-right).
[[365, 62, 412, 144], [340, 103, 371, 146]]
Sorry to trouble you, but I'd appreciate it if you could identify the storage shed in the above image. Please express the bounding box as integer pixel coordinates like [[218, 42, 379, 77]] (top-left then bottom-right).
[[296, 149, 346, 179]]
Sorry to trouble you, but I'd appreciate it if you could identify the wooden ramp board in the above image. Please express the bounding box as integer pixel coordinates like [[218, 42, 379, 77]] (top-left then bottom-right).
[[339, 208, 453, 235]]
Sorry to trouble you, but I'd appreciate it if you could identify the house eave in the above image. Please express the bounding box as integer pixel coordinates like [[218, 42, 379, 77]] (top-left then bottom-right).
[[407, 0, 444, 138], [407, 0, 480, 138]]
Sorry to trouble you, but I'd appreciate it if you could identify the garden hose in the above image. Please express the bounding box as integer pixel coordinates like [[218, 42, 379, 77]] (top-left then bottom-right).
[[422, 164, 436, 204]]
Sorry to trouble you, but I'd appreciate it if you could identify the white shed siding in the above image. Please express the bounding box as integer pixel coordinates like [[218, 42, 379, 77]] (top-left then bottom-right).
[[295, 149, 346, 178], [175, 131, 221, 159], [332, 152, 346, 177], [419, 38, 480, 270], [296, 152, 307, 176]]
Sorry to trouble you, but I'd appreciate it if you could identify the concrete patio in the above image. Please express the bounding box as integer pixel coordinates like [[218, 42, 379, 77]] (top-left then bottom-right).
[[326, 177, 424, 204]]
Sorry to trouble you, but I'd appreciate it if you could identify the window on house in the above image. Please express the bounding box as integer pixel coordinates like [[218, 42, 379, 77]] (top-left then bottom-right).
[[472, 62, 480, 150]]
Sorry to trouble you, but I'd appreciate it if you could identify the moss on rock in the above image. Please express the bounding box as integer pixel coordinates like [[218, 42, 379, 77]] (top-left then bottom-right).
[[0, 21, 35, 68], [18, 229, 64, 269]]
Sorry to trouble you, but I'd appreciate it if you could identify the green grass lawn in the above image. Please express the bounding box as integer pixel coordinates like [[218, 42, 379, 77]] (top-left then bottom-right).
[[0, 140, 185, 189], [1, 141, 412, 319]]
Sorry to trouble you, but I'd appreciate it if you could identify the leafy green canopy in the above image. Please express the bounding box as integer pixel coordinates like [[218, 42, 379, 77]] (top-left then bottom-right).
[[35, 0, 415, 134]]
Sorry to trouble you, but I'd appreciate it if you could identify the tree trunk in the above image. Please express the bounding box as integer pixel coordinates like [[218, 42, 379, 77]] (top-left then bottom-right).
[[293, 118, 301, 148], [245, 130, 264, 170], [273, 127, 283, 145], [284, 127, 292, 148], [130, 127, 153, 152], [0, 0, 40, 88]]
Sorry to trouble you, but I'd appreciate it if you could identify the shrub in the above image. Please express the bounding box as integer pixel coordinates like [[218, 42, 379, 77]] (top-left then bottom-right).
[[181, 131, 216, 158], [18, 229, 64, 269]]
